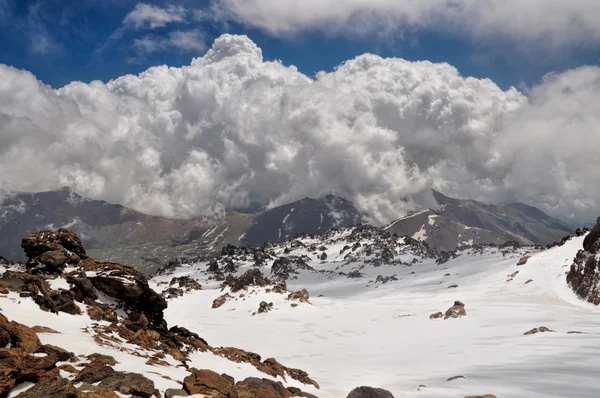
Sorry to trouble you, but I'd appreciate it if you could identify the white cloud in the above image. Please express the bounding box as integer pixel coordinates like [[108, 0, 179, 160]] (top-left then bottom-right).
[[134, 29, 206, 54], [213, 0, 600, 46], [0, 34, 598, 225], [123, 3, 186, 29]]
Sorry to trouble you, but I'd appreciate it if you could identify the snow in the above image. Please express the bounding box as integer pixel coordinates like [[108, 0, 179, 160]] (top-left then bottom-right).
[[283, 213, 290, 224], [157, 235, 600, 397], [412, 224, 428, 240]]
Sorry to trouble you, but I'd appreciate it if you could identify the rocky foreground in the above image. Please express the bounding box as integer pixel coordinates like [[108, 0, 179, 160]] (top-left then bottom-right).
[[0, 228, 395, 398]]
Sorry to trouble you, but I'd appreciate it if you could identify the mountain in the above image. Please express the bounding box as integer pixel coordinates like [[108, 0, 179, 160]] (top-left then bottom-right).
[[0, 187, 362, 274], [383, 190, 574, 251], [0, 219, 599, 397]]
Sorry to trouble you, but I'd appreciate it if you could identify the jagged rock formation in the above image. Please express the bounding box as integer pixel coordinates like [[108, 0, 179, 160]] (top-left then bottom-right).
[[567, 217, 600, 304], [0, 228, 320, 398]]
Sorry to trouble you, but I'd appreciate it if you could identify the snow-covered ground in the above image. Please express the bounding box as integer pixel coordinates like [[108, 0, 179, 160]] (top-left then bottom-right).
[[154, 235, 600, 397]]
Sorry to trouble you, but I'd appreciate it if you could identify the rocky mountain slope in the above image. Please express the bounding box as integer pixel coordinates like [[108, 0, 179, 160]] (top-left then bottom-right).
[[1, 218, 599, 397], [383, 189, 574, 251], [0, 188, 361, 274]]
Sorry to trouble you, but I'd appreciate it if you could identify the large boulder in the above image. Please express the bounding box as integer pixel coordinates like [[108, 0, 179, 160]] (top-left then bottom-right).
[[80, 259, 167, 325], [183, 368, 233, 396], [583, 217, 600, 253], [444, 301, 467, 319], [21, 229, 86, 273], [347, 386, 395, 398], [98, 371, 159, 397], [231, 377, 292, 398], [16, 375, 77, 398]]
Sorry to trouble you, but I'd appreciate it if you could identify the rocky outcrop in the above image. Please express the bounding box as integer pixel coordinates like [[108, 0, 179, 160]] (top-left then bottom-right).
[[224, 268, 271, 292], [232, 377, 292, 397], [347, 386, 395, 398], [523, 326, 554, 335], [567, 218, 600, 305], [288, 289, 310, 303], [21, 229, 87, 274], [444, 301, 466, 319], [271, 256, 315, 280], [257, 301, 274, 314], [183, 368, 233, 396]]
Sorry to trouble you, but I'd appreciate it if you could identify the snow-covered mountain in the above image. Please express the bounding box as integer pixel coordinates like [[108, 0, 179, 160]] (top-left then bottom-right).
[[0, 188, 361, 274], [384, 190, 574, 251], [0, 218, 599, 397]]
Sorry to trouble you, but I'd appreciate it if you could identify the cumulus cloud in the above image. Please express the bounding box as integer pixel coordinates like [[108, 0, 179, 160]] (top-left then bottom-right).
[[213, 0, 600, 46], [123, 3, 186, 29], [0, 34, 598, 224]]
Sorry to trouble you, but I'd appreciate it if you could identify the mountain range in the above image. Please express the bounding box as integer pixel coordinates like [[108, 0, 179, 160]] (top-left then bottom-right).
[[0, 187, 574, 274]]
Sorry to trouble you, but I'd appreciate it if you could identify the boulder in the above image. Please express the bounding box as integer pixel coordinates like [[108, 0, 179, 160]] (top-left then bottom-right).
[[257, 301, 274, 314], [231, 377, 292, 398], [74, 365, 117, 384], [444, 301, 466, 319], [80, 259, 167, 325], [429, 312, 443, 319], [98, 372, 159, 398], [183, 368, 233, 396], [75, 382, 121, 398], [165, 389, 189, 398], [517, 256, 531, 265], [21, 229, 87, 260], [347, 386, 395, 398], [583, 217, 600, 253], [0, 313, 41, 353], [16, 375, 77, 398], [523, 326, 555, 335], [67, 273, 98, 301], [288, 289, 310, 303], [212, 293, 232, 309], [225, 269, 270, 292]]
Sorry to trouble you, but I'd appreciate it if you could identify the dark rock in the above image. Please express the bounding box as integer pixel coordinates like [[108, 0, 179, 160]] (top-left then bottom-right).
[[86, 353, 117, 367], [74, 365, 117, 384], [221, 373, 235, 385], [21, 228, 87, 260], [583, 217, 600, 253], [447, 375, 465, 381], [444, 301, 466, 319], [271, 257, 314, 280], [347, 386, 395, 398], [98, 371, 159, 397], [17, 375, 77, 397], [67, 273, 98, 301], [288, 289, 310, 303], [231, 377, 291, 398], [225, 268, 270, 292], [258, 301, 274, 314]]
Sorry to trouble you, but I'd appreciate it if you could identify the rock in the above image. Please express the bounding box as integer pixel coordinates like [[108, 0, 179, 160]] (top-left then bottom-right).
[[271, 257, 314, 280], [567, 250, 600, 305], [346, 386, 395, 398], [347, 270, 363, 278], [98, 372, 159, 398], [429, 312, 443, 319], [568, 331, 585, 334], [49, 291, 81, 315], [583, 217, 600, 253], [80, 259, 167, 325], [225, 269, 270, 292], [444, 301, 466, 319], [183, 368, 233, 396], [86, 353, 118, 367], [258, 301, 274, 314], [465, 395, 497, 398], [21, 229, 87, 259], [0, 313, 41, 353], [448, 284, 458, 288], [212, 293, 232, 309], [67, 273, 98, 301], [165, 389, 189, 398], [125, 313, 150, 332], [288, 289, 310, 303], [523, 326, 555, 335], [37, 250, 68, 269], [231, 377, 292, 398], [17, 375, 77, 397], [31, 326, 60, 334], [447, 375, 465, 381], [525, 279, 534, 284], [517, 256, 531, 265], [75, 382, 121, 398], [221, 373, 235, 385], [87, 305, 118, 322], [74, 365, 117, 384], [40, 344, 74, 362], [169, 276, 201, 293]]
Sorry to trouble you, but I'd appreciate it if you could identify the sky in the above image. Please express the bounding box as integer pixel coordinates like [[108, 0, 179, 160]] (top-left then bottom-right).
[[1, 0, 600, 225]]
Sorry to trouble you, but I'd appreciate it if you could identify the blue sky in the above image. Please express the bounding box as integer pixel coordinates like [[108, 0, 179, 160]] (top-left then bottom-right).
[[2, 0, 600, 90]]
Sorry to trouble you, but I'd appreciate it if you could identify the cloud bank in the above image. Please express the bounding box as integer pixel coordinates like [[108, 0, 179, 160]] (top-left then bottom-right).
[[0, 34, 598, 224], [213, 0, 600, 46]]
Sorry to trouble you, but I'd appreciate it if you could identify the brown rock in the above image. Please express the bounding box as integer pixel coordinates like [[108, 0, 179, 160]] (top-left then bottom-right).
[[86, 353, 117, 367], [212, 293, 232, 309], [288, 289, 310, 303], [517, 256, 531, 266], [444, 301, 466, 319], [21, 228, 87, 260], [567, 331, 585, 334], [74, 365, 117, 384], [525, 279, 534, 284], [0, 313, 41, 353], [98, 372, 159, 398], [346, 386, 394, 398], [165, 389, 189, 398], [76, 382, 121, 398], [465, 395, 497, 398], [523, 326, 555, 335], [87, 305, 118, 322], [183, 368, 233, 395], [16, 375, 77, 397], [231, 377, 292, 398], [31, 326, 60, 334], [257, 301, 274, 314], [429, 312, 443, 319], [38, 250, 68, 269], [224, 269, 270, 293]]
